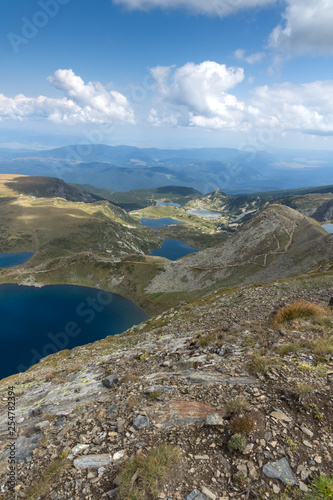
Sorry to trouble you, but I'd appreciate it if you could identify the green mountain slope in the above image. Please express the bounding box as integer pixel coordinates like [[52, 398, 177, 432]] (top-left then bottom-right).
[[4, 175, 103, 203], [0, 175, 158, 263], [72, 184, 202, 210]]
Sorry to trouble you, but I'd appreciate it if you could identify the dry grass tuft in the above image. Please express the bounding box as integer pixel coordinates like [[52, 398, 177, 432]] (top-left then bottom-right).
[[118, 445, 180, 500], [273, 301, 328, 326], [26, 453, 69, 499], [294, 382, 314, 396], [121, 372, 141, 383], [249, 356, 273, 374], [147, 389, 163, 401], [198, 332, 216, 347], [225, 398, 250, 416]]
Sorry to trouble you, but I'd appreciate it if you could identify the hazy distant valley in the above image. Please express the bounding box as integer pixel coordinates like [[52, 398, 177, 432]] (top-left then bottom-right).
[[1, 144, 333, 194]]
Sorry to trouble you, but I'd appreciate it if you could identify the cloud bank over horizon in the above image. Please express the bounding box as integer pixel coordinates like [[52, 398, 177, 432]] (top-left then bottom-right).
[[1, 64, 333, 138], [0, 69, 135, 125]]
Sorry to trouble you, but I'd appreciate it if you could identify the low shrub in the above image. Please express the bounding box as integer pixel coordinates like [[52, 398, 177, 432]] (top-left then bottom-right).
[[227, 434, 247, 454], [230, 415, 254, 435]]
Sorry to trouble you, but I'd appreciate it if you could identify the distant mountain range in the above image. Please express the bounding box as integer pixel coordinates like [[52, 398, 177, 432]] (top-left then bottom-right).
[[0, 144, 332, 194]]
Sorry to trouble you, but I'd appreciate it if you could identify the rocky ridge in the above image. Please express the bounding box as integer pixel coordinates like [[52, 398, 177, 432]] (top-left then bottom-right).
[[0, 273, 333, 499], [147, 204, 333, 293]]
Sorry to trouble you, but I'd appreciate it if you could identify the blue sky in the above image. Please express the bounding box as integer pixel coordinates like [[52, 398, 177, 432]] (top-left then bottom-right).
[[1, 0, 333, 150]]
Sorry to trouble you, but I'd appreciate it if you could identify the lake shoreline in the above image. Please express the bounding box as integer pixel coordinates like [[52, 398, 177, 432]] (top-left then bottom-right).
[[0, 283, 149, 379]]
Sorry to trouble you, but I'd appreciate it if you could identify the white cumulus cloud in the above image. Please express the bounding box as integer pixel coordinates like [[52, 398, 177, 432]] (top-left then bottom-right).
[[269, 0, 333, 55], [235, 49, 265, 64], [113, 0, 276, 17], [149, 60, 333, 136], [150, 61, 246, 129], [0, 69, 135, 125], [250, 80, 333, 134]]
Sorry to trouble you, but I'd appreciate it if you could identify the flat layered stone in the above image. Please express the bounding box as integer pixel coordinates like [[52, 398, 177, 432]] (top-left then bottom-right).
[[270, 410, 292, 422], [152, 400, 226, 427], [145, 370, 260, 387], [144, 385, 175, 394], [73, 454, 112, 469]]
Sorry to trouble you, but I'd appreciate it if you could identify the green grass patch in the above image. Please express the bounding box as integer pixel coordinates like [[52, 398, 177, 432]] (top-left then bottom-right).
[[307, 474, 333, 499]]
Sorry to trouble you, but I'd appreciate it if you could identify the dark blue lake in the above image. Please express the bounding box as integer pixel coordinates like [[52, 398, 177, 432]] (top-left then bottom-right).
[[150, 239, 199, 261], [0, 252, 33, 268], [141, 218, 187, 229], [0, 284, 149, 380]]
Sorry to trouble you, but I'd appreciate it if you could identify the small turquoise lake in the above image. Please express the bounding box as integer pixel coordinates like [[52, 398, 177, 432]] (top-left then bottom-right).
[[141, 218, 187, 229], [0, 284, 149, 380], [323, 224, 333, 233], [0, 252, 33, 268], [150, 239, 199, 261], [156, 201, 181, 208]]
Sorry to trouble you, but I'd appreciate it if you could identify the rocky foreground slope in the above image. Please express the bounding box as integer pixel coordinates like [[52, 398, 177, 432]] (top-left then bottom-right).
[[0, 273, 332, 499], [147, 205, 333, 293]]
